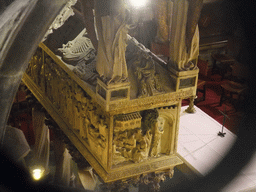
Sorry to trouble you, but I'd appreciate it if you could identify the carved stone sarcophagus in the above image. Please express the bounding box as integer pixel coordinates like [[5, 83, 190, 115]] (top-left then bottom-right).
[[23, 32, 198, 183]]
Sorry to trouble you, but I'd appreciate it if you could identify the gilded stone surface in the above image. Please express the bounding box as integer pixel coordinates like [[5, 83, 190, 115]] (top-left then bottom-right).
[[25, 46, 110, 167]]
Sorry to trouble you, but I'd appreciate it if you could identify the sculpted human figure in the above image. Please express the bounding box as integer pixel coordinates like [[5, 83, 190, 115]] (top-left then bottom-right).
[[134, 52, 164, 97], [113, 134, 119, 154], [97, 134, 106, 149], [45, 60, 53, 102], [98, 118, 107, 137], [74, 100, 81, 132], [39, 58, 45, 90], [132, 129, 151, 163], [31, 49, 42, 85], [114, 130, 127, 153], [81, 114, 90, 141], [66, 86, 73, 124], [60, 83, 67, 115], [51, 66, 61, 109], [80, 98, 90, 141], [123, 132, 136, 159], [94, 0, 130, 84], [149, 117, 164, 157]]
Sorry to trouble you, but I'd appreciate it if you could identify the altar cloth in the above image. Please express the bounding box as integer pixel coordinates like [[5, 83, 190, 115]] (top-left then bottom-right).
[[178, 106, 256, 192]]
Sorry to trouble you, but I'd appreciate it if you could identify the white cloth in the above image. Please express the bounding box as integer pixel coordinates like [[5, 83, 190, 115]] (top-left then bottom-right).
[[53, 138, 75, 187], [78, 167, 97, 191], [32, 108, 50, 172]]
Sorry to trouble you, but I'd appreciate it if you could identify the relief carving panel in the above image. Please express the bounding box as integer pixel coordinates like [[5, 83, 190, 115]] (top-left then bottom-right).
[[112, 106, 177, 166], [25, 48, 109, 166]]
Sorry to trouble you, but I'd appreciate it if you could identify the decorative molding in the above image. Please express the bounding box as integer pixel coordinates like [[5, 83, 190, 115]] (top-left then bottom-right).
[[108, 89, 193, 113], [100, 166, 177, 192], [109, 156, 182, 181]]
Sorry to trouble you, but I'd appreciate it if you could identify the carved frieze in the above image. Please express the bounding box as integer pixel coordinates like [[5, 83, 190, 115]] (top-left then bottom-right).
[[25, 47, 109, 166], [109, 156, 181, 182], [108, 88, 193, 113]]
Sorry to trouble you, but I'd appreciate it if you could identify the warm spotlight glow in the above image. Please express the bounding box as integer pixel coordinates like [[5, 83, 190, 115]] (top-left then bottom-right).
[[32, 168, 44, 180], [129, 0, 148, 8]]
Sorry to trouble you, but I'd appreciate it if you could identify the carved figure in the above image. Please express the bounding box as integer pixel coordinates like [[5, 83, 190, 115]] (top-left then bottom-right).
[[140, 109, 164, 157], [149, 117, 164, 157], [88, 117, 107, 149], [58, 29, 96, 65], [94, 0, 130, 84], [58, 29, 98, 85], [134, 53, 164, 98], [88, 110, 98, 128], [60, 83, 67, 115], [73, 59, 99, 85], [80, 99, 90, 141], [74, 100, 81, 132], [123, 132, 136, 159], [31, 50, 42, 85], [81, 115, 90, 141], [45, 59, 53, 102], [66, 86, 73, 124], [98, 118, 107, 138], [97, 134, 106, 149], [89, 125, 99, 139], [39, 58, 45, 90], [113, 111, 156, 164], [115, 131, 127, 150], [132, 129, 152, 163], [50, 64, 61, 109], [167, 0, 201, 71]]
